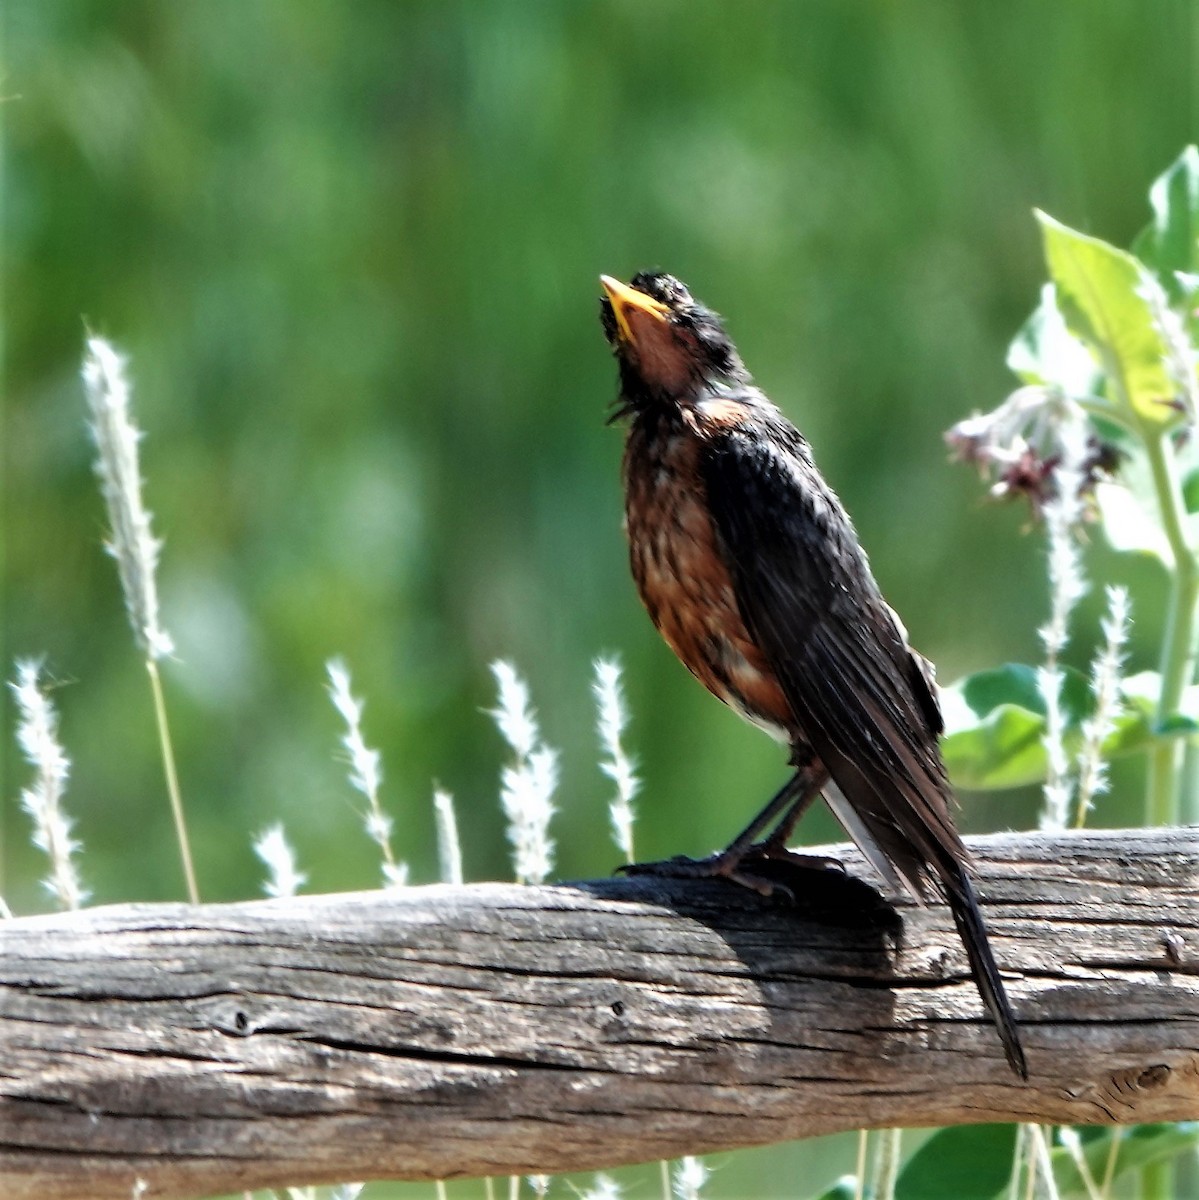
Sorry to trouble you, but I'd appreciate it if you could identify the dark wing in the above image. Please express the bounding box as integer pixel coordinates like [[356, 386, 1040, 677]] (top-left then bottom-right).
[[699, 415, 959, 893], [701, 414, 1027, 1077]]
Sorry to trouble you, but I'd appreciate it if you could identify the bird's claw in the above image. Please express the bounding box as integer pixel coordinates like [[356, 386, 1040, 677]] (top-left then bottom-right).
[[618, 847, 845, 903], [744, 843, 846, 874]]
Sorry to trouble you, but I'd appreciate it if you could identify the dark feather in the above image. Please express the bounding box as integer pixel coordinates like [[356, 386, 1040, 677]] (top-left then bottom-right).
[[699, 409, 1027, 1078]]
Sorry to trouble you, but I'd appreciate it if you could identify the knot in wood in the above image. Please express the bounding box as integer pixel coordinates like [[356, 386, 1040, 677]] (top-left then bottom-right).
[[1136, 1064, 1171, 1091]]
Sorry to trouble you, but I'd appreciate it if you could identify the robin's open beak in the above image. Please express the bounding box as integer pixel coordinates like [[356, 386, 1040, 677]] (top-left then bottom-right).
[[601, 275, 670, 344]]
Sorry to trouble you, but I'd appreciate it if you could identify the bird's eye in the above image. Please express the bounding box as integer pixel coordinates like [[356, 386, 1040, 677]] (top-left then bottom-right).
[[663, 280, 686, 306]]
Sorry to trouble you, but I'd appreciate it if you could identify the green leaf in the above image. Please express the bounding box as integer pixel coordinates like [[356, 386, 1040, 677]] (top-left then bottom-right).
[[939, 664, 1191, 790], [942, 704, 1047, 790], [952, 663, 1051, 716], [1159, 712, 1199, 737], [1007, 283, 1101, 396], [1118, 669, 1199, 739], [1049, 1122, 1199, 1196], [1094, 481, 1173, 564], [1183, 465, 1199, 514], [1121, 668, 1165, 710], [1100, 672, 1158, 759], [895, 1124, 1017, 1200], [1037, 211, 1178, 431], [940, 664, 1090, 790], [1133, 146, 1199, 297]]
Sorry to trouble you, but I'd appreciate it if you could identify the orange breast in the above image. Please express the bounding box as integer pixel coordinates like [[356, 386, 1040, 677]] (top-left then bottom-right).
[[623, 412, 795, 742]]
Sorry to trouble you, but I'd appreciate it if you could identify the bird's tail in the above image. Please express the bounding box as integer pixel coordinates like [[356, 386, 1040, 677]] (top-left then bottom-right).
[[943, 864, 1028, 1079]]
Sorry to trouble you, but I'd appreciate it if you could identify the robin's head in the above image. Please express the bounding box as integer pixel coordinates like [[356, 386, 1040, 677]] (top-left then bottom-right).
[[600, 272, 748, 407]]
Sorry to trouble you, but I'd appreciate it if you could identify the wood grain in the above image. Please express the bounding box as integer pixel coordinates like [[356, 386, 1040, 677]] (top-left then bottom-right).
[[3, 828, 1198, 1199]]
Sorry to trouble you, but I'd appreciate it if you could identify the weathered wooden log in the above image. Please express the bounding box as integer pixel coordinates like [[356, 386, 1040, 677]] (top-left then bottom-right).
[[2, 827, 1198, 1199]]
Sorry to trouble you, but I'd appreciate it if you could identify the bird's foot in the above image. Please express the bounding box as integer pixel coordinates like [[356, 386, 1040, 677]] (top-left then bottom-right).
[[619, 851, 787, 898], [742, 841, 846, 875], [618, 846, 843, 902], [618, 847, 896, 929]]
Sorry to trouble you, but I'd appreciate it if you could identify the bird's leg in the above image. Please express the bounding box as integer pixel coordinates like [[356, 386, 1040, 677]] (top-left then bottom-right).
[[619, 764, 837, 898], [712, 769, 810, 856], [752, 762, 832, 857], [734, 761, 840, 877]]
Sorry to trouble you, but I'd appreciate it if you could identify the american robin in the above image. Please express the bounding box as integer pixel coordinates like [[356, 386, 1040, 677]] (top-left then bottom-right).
[[599, 271, 1027, 1079]]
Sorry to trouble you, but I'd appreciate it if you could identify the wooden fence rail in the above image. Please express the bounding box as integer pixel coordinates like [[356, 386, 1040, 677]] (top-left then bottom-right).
[[3, 827, 1198, 1199]]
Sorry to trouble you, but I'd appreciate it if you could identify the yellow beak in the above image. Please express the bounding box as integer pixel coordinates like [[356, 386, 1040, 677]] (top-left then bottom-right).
[[600, 275, 670, 343]]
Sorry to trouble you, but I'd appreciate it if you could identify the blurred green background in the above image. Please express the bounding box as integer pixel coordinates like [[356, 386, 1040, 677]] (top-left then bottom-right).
[[4, 2, 1196, 1195]]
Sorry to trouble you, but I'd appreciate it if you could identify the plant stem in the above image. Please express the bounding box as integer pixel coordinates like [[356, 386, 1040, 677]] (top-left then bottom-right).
[[1143, 429, 1199, 826], [873, 1128, 902, 1200], [854, 1130, 869, 1200], [1008, 1124, 1027, 1200], [1139, 428, 1195, 1200], [1100, 1128, 1122, 1197], [1139, 1158, 1175, 1200], [1029, 1126, 1061, 1200], [147, 658, 199, 903]]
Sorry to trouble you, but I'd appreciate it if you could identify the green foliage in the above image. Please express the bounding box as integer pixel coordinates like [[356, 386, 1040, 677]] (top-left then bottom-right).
[[941, 662, 1199, 791], [1036, 212, 1178, 432], [1049, 1124, 1199, 1197], [894, 1125, 1017, 1200], [1093, 479, 1174, 564], [946, 148, 1199, 809], [881, 1124, 1199, 1200], [939, 147, 1199, 1200], [9, 1, 1194, 916], [1006, 283, 1100, 396], [8, 4, 1199, 1197], [1134, 146, 1199, 298], [941, 663, 1087, 789]]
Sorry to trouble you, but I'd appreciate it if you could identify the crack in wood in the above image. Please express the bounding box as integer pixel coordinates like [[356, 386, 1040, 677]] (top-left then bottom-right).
[[2, 829, 1199, 1199]]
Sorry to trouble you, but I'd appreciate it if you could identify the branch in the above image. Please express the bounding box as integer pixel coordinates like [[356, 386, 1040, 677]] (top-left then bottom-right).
[[3, 828, 1198, 1199]]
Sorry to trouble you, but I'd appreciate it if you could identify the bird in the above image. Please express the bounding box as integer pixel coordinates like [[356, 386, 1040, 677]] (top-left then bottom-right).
[[598, 270, 1027, 1079]]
